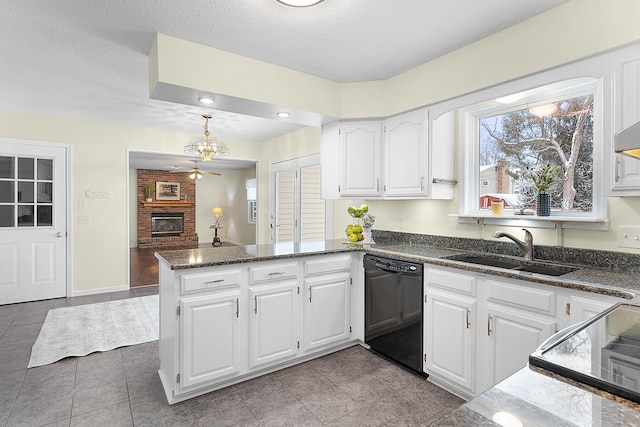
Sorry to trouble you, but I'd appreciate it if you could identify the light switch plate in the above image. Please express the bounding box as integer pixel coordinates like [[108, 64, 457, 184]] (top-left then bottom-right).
[[618, 226, 640, 248]]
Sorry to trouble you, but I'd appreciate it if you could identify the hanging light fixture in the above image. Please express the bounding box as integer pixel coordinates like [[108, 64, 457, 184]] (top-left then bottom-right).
[[184, 114, 230, 161], [277, 0, 323, 6]]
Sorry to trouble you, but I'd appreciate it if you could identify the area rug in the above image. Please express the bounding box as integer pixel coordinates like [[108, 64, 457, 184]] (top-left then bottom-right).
[[28, 295, 159, 368]]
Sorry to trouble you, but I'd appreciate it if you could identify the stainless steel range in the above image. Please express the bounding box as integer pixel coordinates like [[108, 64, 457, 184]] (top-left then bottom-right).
[[530, 303, 640, 403]]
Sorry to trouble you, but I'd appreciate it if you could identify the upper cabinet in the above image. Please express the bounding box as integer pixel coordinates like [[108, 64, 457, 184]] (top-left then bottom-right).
[[609, 48, 640, 195], [321, 108, 455, 200]]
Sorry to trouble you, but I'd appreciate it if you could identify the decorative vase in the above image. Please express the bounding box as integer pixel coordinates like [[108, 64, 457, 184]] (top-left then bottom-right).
[[145, 197, 152, 202], [362, 227, 375, 245], [536, 193, 551, 216]]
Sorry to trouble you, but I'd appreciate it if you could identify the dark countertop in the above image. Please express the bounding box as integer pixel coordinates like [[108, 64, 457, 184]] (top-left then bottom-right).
[[434, 366, 640, 426], [156, 240, 639, 299]]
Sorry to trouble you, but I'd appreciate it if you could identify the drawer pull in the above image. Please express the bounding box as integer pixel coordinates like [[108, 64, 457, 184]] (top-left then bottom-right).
[[268, 272, 284, 276], [203, 279, 224, 285], [466, 308, 470, 329], [487, 314, 493, 336]]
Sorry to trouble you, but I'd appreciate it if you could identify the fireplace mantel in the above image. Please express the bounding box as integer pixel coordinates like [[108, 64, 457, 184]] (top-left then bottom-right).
[[141, 201, 193, 207]]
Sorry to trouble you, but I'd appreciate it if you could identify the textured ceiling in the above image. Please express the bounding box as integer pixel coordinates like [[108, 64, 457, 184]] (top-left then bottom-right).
[[0, 0, 566, 146]]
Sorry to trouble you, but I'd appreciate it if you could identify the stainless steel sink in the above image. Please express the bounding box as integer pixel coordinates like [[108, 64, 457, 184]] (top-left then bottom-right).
[[445, 254, 578, 277]]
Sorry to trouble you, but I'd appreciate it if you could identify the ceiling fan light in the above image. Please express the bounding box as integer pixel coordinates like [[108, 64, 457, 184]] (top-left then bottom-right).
[[189, 172, 196, 180], [277, 0, 323, 6]]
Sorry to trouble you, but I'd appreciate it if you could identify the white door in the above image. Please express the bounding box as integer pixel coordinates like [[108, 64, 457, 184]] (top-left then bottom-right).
[[424, 289, 476, 391], [249, 282, 300, 368], [486, 305, 555, 388], [0, 140, 68, 305], [303, 272, 350, 352], [270, 154, 330, 243], [180, 291, 241, 388]]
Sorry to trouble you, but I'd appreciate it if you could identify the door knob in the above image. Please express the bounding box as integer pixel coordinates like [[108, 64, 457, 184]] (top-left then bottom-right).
[[56, 232, 64, 237]]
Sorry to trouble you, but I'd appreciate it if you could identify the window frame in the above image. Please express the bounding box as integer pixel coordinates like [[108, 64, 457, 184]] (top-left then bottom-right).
[[458, 77, 607, 227]]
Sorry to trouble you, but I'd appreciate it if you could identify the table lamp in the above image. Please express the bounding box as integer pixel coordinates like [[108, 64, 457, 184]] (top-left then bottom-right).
[[212, 207, 223, 227]]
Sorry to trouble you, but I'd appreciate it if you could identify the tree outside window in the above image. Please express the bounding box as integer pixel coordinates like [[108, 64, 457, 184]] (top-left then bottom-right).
[[478, 93, 594, 214]]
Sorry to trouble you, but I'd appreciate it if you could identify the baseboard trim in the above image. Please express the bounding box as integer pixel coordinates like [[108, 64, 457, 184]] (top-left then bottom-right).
[[71, 284, 130, 297]]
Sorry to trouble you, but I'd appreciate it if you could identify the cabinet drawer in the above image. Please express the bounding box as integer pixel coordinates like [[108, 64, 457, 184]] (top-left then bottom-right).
[[181, 269, 242, 294], [250, 262, 298, 284], [426, 267, 476, 296], [486, 278, 555, 316], [303, 254, 352, 276]]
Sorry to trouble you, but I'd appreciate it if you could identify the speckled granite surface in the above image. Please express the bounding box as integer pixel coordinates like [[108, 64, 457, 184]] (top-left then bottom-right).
[[155, 231, 640, 299], [434, 366, 640, 426]]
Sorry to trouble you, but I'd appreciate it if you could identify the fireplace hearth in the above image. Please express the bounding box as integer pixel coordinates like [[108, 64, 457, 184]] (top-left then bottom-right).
[[151, 212, 184, 237]]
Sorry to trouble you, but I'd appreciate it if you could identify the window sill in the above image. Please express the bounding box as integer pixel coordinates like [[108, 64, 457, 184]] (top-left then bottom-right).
[[452, 213, 609, 230]]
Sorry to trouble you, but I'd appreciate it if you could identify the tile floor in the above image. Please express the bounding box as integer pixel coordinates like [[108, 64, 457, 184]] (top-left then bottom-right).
[[0, 286, 464, 426]]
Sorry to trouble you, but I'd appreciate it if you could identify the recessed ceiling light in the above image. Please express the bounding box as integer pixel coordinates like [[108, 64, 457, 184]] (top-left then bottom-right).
[[276, 112, 291, 118], [199, 96, 214, 104], [277, 0, 323, 7]]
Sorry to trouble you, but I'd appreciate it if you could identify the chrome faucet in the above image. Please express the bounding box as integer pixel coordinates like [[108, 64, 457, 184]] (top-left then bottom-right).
[[493, 228, 534, 261]]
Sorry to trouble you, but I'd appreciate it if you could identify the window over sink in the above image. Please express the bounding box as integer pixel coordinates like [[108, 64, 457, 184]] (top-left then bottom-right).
[[459, 77, 606, 225]]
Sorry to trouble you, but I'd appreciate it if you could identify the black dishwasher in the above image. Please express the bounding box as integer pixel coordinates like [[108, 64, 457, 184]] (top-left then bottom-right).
[[364, 254, 424, 373]]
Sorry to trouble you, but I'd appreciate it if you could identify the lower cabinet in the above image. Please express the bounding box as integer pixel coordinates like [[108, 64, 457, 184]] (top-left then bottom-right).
[[159, 254, 355, 404], [485, 303, 555, 387], [179, 289, 242, 389], [424, 288, 476, 392], [250, 281, 301, 369], [424, 265, 623, 398], [303, 272, 351, 352]]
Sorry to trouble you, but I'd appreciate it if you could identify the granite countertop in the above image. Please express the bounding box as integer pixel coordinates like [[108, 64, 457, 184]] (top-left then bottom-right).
[[434, 366, 640, 426], [155, 239, 639, 299]]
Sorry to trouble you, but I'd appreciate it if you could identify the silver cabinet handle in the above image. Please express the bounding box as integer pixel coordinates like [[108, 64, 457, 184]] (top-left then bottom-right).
[[487, 314, 492, 336], [268, 272, 284, 276], [254, 296, 258, 314], [236, 298, 239, 318], [466, 308, 470, 329], [204, 279, 224, 285], [308, 288, 312, 303]]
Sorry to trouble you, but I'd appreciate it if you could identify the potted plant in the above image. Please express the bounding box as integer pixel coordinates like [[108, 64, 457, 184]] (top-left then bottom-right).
[[143, 184, 154, 202], [531, 164, 557, 216]]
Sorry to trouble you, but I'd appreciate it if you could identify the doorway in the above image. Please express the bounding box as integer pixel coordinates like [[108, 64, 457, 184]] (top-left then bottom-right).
[[0, 139, 69, 304], [270, 153, 331, 243]]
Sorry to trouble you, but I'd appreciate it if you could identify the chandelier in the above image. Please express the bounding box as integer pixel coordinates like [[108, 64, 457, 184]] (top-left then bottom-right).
[[184, 114, 230, 161]]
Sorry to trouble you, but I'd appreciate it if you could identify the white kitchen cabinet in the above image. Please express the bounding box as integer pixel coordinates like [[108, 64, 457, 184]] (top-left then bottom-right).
[[249, 281, 300, 369], [303, 272, 351, 352], [568, 294, 619, 324], [384, 109, 429, 197], [320, 108, 454, 200], [485, 303, 555, 389], [609, 47, 640, 195], [425, 288, 476, 392], [338, 121, 383, 198], [179, 290, 242, 389]]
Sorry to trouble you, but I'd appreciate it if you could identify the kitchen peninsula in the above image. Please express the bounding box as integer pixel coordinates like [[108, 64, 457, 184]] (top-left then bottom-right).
[[156, 234, 640, 408]]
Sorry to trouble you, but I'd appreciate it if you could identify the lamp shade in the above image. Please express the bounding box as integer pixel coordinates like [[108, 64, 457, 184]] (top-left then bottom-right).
[[212, 207, 223, 216]]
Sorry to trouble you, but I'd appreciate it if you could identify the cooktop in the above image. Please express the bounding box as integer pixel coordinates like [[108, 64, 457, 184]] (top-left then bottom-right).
[[530, 303, 640, 404]]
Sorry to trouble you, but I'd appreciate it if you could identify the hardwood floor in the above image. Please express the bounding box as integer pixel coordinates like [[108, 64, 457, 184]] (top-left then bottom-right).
[[129, 243, 235, 287]]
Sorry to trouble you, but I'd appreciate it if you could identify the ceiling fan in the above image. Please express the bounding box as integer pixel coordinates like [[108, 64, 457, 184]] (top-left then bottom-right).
[[170, 160, 220, 180]]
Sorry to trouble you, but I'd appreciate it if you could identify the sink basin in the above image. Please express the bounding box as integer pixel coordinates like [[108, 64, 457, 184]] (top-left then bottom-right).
[[445, 254, 578, 277]]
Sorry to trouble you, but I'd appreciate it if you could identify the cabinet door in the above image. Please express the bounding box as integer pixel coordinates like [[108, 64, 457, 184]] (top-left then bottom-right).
[[569, 295, 617, 325], [180, 290, 241, 389], [303, 273, 350, 351], [384, 110, 428, 197], [424, 289, 476, 392], [486, 304, 555, 388], [612, 51, 640, 192], [250, 282, 300, 369], [339, 122, 383, 197]]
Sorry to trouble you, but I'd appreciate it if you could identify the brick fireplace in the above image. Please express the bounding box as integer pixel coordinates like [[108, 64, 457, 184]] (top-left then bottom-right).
[[137, 169, 198, 249]]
